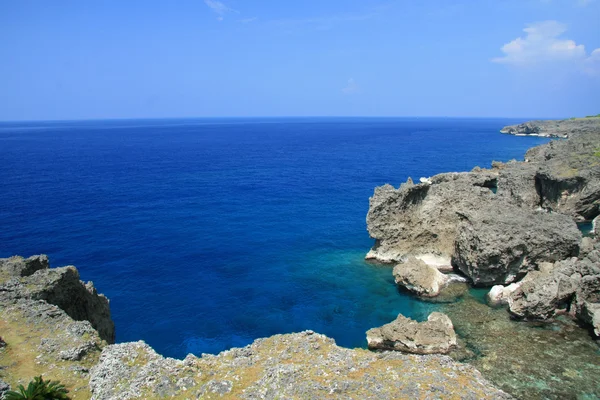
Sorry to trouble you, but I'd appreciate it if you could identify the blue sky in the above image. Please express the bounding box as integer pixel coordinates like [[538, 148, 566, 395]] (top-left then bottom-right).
[[1, 0, 599, 120]]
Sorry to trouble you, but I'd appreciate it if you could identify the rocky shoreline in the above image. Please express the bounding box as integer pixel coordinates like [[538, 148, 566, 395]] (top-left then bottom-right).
[[500, 117, 600, 138], [0, 257, 510, 399], [1, 118, 599, 399], [365, 118, 600, 336]]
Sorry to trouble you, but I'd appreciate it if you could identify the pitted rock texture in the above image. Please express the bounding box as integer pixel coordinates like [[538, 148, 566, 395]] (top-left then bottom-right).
[[508, 240, 600, 332], [366, 172, 498, 263], [90, 331, 510, 400], [366, 312, 457, 355], [0, 256, 115, 344], [0, 255, 49, 279], [452, 207, 581, 286], [500, 117, 600, 138], [0, 299, 105, 400], [393, 257, 449, 297], [367, 120, 600, 267]]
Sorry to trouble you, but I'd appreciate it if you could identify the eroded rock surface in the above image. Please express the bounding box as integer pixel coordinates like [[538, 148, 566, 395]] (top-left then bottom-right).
[[90, 330, 508, 400], [393, 257, 449, 297], [452, 207, 581, 286], [366, 172, 498, 263], [0, 255, 49, 279], [508, 241, 600, 328], [500, 117, 600, 138], [0, 256, 115, 343], [366, 312, 457, 355]]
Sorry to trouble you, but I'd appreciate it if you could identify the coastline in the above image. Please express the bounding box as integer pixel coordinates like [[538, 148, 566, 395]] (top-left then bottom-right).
[[2, 117, 600, 399]]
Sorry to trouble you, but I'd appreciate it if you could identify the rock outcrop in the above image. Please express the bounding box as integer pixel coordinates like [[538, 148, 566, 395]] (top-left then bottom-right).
[[392, 257, 449, 297], [89, 331, 510, 400], [366, 312, 457, 355], [366, 172, 498, 263], [0, 256, 115, 344], [487, 282, 522, 307], [1, 256, 512, 399], [508, 241, 600, 333], [500, 117, 600, 138], [0, 255, 49, 278], [452, 207, 581, 286]]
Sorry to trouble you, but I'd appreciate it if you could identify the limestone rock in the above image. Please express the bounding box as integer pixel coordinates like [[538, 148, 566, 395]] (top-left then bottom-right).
[[577, 301, 600, 336], [0, 254, 49, 279], [91, 330, 509, 400], [487, 282, 522, 307], [366, 172, 498, 263], [508, 247, 600, 326], [0, 257, 115, 343], [452, 207, 581, 286], [393, 257, 449, 297], [507, 271, 577, 320], [366, 312, 457, 354], [500, 117, 600, 139]]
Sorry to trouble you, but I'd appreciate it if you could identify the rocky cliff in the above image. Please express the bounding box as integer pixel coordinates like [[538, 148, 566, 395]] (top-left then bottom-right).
[[0, 256, 511, 399], [366, 118, 600, 331], [500, 117, 600, 138]]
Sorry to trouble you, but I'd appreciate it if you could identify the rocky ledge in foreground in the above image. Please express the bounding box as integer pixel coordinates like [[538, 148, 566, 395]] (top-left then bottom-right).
[[0, 255, 114, 343], [0, 256, 512, 399], [500, 116, 600, 138]]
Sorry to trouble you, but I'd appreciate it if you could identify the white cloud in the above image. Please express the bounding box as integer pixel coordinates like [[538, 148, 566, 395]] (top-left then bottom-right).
[[492, 21, 585, 65], [342, 78, 359, 95], [584, 49, 600, 76], [204, 0, 237, 20], [492, 21, 599, 75]]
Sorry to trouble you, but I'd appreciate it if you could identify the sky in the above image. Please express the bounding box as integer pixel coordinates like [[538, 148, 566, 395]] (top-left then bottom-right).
[[1, 0, 599, 120]]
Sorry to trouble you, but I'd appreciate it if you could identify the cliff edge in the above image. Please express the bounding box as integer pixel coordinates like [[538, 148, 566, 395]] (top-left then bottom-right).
[[0, 256, 511, 399]]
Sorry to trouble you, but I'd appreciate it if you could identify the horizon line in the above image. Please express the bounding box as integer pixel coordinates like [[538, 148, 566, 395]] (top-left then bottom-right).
[[0, 115, 565, 124]]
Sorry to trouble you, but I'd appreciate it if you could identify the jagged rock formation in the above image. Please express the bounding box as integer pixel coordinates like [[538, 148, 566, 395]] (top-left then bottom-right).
[[0, 256, 512, 399], [452, 207, 581, 286], [366, 312, 457, 355], [366, 172, 498, 263], [392, 257, 449, 297], [500, 117, 600, 138], [367, 120, 599, 279], [0, 256, 115, 343], [90, 330, 509, 400], [507, 240, 600, 335]]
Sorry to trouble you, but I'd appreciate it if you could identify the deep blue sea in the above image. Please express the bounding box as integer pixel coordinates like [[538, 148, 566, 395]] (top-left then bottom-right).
[[0, 118, 551, 359]]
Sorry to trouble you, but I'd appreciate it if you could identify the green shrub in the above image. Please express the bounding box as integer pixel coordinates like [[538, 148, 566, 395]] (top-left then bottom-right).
[[4, 376, 69, 400]]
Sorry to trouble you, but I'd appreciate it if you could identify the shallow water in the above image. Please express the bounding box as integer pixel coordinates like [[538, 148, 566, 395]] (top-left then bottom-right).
[[443, 291, 600, 400], [0, 117, 552, 358]]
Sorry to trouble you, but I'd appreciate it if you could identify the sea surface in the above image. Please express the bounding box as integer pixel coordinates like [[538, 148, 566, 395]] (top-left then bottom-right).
[[0, 117, 552, 359]]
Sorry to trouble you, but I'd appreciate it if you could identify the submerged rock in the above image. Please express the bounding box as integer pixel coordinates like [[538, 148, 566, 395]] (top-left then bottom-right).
[[442, 292, 600, 400], [392, 257, 449, 297], [366, 312, 457, 354], [452, 207, 581, 286]]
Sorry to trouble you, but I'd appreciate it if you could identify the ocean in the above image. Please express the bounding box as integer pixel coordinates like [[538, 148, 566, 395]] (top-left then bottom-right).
[[0, 117, 551, 359]]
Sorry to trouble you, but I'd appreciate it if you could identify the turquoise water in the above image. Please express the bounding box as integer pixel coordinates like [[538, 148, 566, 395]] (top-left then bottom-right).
[[0, 117, 552, 359]]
